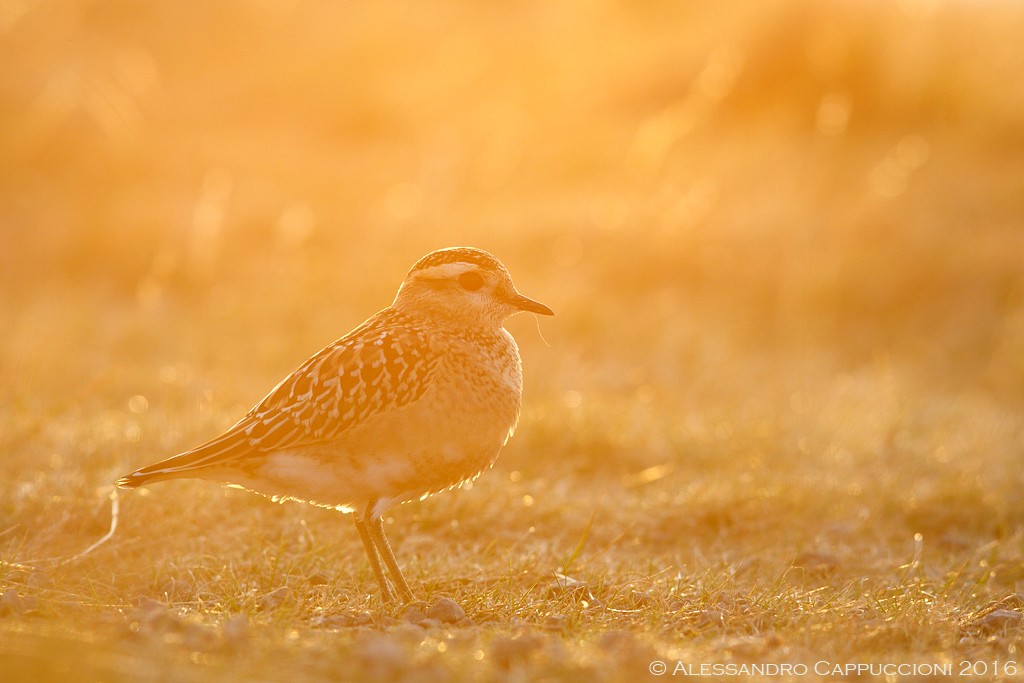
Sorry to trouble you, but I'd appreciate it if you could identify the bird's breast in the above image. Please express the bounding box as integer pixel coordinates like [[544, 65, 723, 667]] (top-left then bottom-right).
[[433, 328, 523, 446]]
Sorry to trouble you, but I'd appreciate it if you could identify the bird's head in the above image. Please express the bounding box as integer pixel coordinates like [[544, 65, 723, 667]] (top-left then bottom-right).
[[393, 247, 553, 327]]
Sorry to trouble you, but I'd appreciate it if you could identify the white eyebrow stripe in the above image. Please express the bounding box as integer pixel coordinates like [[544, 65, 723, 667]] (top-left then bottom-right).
[[413, 262, 479, 279]]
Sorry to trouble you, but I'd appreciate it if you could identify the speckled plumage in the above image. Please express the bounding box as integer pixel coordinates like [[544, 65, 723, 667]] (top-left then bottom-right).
[[117, 246, 553, 601]]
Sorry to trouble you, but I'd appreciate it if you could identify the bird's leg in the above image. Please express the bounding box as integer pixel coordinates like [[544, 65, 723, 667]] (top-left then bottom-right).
[[353, 514, 395, 601], [364, 506, 414, 603]]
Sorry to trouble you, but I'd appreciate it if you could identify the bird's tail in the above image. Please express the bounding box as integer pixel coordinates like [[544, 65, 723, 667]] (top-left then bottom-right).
[[115, 429, 252, 489], [115, 464, 186, 489]]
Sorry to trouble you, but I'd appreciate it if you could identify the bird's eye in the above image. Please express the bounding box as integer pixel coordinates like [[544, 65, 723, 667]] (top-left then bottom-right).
[[458, 271, 485, 291]]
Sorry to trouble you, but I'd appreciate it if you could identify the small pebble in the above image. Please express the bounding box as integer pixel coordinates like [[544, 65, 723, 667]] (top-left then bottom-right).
[[0, 588, 38, 617], [698, 610, 724, 626], [550, 574, 586, 592], [426, 597, 466, 624], [313, 615, 350, 629], [791, 552, 840, 574], [543, 614, 569, 631], [977, 609, 1022, 631], [131, 598, 183, 633], [350, 610, 374, 626], [259, 586, 289, 611], [401, 600, 429, 623], [307, 573, 329, 586]]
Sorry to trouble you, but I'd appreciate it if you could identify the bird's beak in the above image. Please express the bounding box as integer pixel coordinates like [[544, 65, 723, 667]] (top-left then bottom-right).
[[507, 292, 554, 316]]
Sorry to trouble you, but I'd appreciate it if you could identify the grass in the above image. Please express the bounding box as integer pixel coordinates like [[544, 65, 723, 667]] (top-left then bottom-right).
[[3, 0, 1024, 680]]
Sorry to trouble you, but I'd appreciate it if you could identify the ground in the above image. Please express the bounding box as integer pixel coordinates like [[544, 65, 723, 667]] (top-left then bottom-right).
[[2, 1, 1024, 681]]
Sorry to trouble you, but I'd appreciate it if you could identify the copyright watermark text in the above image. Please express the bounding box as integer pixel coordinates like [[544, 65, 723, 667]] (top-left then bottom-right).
[[648, 660, 1019, 677]]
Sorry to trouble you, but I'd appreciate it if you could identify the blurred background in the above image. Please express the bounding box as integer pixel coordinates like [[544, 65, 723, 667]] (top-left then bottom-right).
[[4, 5, 1024, 677], [2, 0, 1024, 533]]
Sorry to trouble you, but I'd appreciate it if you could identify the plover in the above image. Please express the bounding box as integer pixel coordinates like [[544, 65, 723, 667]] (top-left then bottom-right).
[[117, 247, 553, 602]]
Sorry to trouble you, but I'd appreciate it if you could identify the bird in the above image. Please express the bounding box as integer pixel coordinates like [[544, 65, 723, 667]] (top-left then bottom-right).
[[116, 247, 553, 602]]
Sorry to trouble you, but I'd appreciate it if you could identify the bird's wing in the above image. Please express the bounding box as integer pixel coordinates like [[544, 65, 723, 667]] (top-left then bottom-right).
[[118, 309, 440, 484], [243, 312, 439, 451]]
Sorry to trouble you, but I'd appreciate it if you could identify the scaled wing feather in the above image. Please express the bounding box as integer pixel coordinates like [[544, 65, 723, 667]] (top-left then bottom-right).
[[131, 311, 439, 478]]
